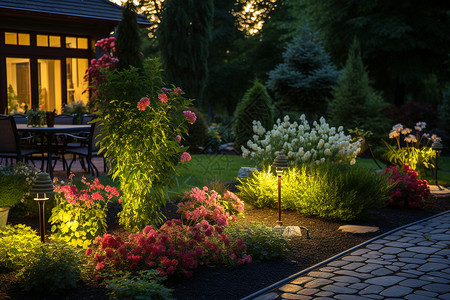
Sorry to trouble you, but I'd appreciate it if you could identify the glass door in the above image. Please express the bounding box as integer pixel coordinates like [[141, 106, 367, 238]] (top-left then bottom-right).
[[6, 57, 31, 114], [38, 59, 62, 112]]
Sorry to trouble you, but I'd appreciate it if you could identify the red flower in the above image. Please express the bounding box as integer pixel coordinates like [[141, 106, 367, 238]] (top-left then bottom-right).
[[158, 93, 168, 103], [183, 111, 197, 124], [137, 97, 150, 111]]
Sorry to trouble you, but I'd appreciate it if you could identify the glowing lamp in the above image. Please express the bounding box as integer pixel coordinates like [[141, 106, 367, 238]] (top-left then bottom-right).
[[30, 172, 54, 242], [272, 155, 288, 226]]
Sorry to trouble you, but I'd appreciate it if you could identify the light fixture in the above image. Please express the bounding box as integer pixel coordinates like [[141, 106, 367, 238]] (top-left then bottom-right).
[[272, 155, 289, 226], [30, 172, 54, 243], [431, 141, 444, 191]]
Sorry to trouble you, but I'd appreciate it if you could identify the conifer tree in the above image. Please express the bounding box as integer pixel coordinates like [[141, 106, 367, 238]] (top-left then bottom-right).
[[328, 39, 389, 139], [116, 1, 143, 71], [158, 0, 214, 103], [266, 27, 340, 118]]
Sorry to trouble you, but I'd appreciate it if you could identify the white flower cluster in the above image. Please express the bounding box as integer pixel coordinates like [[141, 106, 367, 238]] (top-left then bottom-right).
[[241, 115, 361, 166], [0, 163, 39, 202]]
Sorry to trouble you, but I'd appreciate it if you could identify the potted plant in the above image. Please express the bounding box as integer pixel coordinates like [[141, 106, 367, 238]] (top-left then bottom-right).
[[0, 164, 38, 227], [26, 107, 46, 127]]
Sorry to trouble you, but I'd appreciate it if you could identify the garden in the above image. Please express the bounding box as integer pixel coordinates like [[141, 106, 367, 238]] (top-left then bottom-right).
[[2, 1, 450, 300]]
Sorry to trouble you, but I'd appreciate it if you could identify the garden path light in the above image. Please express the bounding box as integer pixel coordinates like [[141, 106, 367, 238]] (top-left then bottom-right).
[[431, 141, 444, 191], [30, 172, 54, 243], [272, 155, 288, 226]]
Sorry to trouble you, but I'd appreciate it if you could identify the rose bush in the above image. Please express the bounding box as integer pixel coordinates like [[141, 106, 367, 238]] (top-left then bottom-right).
[[242, 115, 361, 167]]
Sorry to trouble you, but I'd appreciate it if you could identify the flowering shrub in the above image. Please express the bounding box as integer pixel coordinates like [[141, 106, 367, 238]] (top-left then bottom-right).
[[382, 165, 430, 208], [0, 163, 38, 208], [86, 219, 251, 278], [177, 187, 244, 226], [96, 58, 195, 231], [242, 115, 361, 166], [85, 37, 117, 91], [49, 175, 121, 248], [382, 122, 439, 176]]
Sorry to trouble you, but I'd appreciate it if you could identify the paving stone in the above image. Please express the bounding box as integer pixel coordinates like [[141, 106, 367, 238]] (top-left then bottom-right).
[[393, 262, 406, 267], [399, 278, 430, 288], [423, 283, 450, 293], [384, 235, 403, 240], [332, 276, 360, 284], [418, 241, 435, 246], [308, 271, 334, 279], [291, 277, 314, 285], [407, 246, 440, 254], [279, 284, 302, 293], [362, 253, 381, 259], [402, 263, 420, 270], [334, 270, 374, 279], [334, 295, 370, 300], [319, 267, 339, 272], [414, 290, 438, 297], [253, 292, 278, 300], [396, 272, 421, 278], [405, 294, 437, 300], [435, 249, 450, 256], [430, 229, 447, 234], [314, 298, 334, 300], [398, 237, 414, 242], [418, 262, 448, 272], [430, 233, 450, 241], [413, 253, 428, 259], [342, 263, 366, 270], [381, 254, 397, 260], [438, 293, 450, 299], [429, 271, 450, 280], [420, 274, 450, 284], [316, 291, 334, 297], [380, 286, 413, 297], [371, 268, 394, 276], [351, 249, 370, 256], [397, 251, 416, 258], [359, 284, 384, 295], [379, 247, 404, 254], [364, 295, 383, 299], [296, 288, 320, 296], [399, 257, 427, 264], [402, 269, 424, 276], [355, 264, 383, 273], [281, 293, 312, 299], [365, 275, 406, 286], [386, 265, 400, 272], [406, 225, 425, 230], [385, 241, 414, 247], [322, 285, 357, 294], [304, 278, 333, 288], [428, 257, 450, 264], [328, 260, 350, 267], [342, 256, 367, 262], [334, 282, 350, 287], [367, 244, 383, 250], [366, 259, 391, 265]]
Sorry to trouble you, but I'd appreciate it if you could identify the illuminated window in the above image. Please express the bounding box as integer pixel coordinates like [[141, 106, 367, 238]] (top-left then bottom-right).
[[66, 36, 88, 49], [5, 32, 30, 46], [66, 58, 89, 105], [77, 37, 88, 49], [6, 57, 31, 114], [66, 36, 77, 48], [49, 36, 61, 47], [37, 34, 49, 47], [38, 59, 62, 112]]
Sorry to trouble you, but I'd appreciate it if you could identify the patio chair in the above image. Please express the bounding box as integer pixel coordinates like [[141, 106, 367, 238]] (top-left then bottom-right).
[[65, 121, 106, 177], [0, 115, 41, 165], [54, 114, 77, 125]]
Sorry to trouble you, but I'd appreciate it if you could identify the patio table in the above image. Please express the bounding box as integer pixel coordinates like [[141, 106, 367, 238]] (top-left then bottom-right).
[[16, 124, 91, 178]]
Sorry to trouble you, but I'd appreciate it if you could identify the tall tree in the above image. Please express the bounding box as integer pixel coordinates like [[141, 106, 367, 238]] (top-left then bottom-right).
[[158, 0, 214, 103], [266, 27, 341, 118], [298, 0, 450, 106], [116, 1, 143, 71]]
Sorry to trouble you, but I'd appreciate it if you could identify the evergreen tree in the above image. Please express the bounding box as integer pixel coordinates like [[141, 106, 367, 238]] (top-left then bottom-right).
[[328, 39, 389, 139], [158, 0, 214, 104], [116, 1, 143, 71], [233, 79, 273, 151], [266, 27, 340, 118]]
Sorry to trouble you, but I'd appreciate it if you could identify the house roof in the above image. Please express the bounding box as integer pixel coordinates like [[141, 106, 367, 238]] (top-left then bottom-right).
[[0, 0, 150, 25]]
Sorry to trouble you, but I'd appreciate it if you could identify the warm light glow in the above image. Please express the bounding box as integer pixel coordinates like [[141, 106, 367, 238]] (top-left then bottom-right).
[[231, 0, 278, 36]]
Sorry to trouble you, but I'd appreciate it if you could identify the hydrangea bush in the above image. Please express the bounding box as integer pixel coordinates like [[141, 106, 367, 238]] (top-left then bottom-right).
[[242, 115, 361, 166], [382, 165, 430, 208]]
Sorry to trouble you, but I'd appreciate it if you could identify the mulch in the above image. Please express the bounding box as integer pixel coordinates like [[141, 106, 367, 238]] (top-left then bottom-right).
[[1, 190, 449, 300]]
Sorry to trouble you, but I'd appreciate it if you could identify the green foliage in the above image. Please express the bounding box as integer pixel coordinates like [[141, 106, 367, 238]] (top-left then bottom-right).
[[105, 270, 173, 300], [0, 163, 38, 208], [328, 39, 389, 139], [26, 107, 46, 127], [159, 0, 214, 102], [116, 1, 143, 71], [183, 106, 208, 152], [237, 164, 391, 221], [17, 240, 86, 295], [97, 58, 194, 231], [0, 224, 41, 271], [233, 80, 273, 151], [225, 223, 289, 260], [62, 101, 89, 123], [266, 27, 341, 117]]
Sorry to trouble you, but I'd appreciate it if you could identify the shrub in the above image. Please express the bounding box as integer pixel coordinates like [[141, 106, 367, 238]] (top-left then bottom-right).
[[97, 58, 195, 231], [233, 80, 273, 151], [49, 175, 121, 248], [382, 165, 430, 208], [225, 223, 289, 261], [381, 122, 438, 176], [177, 187, 244, 226], [0, 163, 38, 208], [237, 164, 391, 221], [183, 106, 208, 153], [241, 114, 361, 167], [17, 240, 86, 295], [105, 270, 173, 300]]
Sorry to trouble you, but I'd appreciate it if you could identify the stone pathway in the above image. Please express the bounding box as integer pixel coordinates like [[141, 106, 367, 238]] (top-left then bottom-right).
[[245, 211, 450, 300]]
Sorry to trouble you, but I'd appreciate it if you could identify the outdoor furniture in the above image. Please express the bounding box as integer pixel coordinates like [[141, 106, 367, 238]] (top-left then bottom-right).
[[12, 114, 28, 124], [0, 115, 41, 165], [55, 114, 77, 125], [16, 123, 91, 178], [64, 121, 105, 177]]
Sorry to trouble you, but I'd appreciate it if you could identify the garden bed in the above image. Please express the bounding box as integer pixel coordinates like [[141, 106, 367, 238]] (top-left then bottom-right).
[[1, 192, 449, 300]]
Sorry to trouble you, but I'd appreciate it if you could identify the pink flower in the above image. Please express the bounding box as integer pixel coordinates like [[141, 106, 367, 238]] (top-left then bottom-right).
[[183, 111, 197, 124], [174, 88, 184, 95], [85, 248, 93, 256], [158, 93, 168, 103], [180, 152, 191, 163], [137, 97, 150, 111], [175, 135, 182, 143]]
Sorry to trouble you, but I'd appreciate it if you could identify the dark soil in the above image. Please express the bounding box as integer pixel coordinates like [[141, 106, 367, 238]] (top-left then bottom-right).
[[1, 192, 449, 300]]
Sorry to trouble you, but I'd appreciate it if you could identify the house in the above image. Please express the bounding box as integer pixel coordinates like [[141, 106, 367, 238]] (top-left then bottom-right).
[[0, 0, 149, 115]]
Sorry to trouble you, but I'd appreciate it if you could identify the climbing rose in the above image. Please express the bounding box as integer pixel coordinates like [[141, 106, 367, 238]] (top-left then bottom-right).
[[158, 93, 168, 103], [180, 152, 191, 162], [183, 111, 197, 124], [137, 97, 150, 111]]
